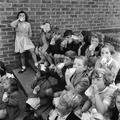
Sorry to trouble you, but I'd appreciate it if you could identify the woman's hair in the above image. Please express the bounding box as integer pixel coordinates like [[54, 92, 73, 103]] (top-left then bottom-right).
[[91, 68, 113, 86], [17, 11, 28, 21], [101, 43, 115, 55]]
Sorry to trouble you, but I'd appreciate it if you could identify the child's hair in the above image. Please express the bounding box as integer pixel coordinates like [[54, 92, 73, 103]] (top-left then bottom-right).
[[65, 50, 77, 60], [63, 30, 74, 38], [91, 32, 104, 44], [51, 26, 60, 34], [0, 61, 6, 76], [75, 56, 88, 67], [91, 68, 113, 86], [17, 11, 28, 21], [101, 43, 115, 55], [111, 88, 120, 106], [8, 78, 19, 92]]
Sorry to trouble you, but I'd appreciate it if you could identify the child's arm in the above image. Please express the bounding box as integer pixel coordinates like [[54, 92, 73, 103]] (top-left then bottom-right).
[[7, 91, 19, 106], [74, 77, 90, 94], [10, 19, 19, 28], [81, 99, 92, 113], [93, 85, 109, 115], [94, 93, 109, 114]]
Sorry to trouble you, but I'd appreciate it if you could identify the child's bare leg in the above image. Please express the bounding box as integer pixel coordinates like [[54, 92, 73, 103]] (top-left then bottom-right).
[[19, 52, 26, 73], [29, 48, 38, 67]]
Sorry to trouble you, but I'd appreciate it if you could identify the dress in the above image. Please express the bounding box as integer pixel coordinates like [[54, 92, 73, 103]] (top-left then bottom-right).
[[11, 20, 35, 53]]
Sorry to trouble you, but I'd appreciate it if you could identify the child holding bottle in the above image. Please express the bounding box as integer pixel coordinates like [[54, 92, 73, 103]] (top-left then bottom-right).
[[10, 11, 38, 73]]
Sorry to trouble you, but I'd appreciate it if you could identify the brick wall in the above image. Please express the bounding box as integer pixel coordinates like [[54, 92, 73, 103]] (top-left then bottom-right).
[[0, 0, 120, 67]]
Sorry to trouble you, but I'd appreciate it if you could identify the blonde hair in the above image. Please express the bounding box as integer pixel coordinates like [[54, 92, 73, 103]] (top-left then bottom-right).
[[101, 43, 115, 55]]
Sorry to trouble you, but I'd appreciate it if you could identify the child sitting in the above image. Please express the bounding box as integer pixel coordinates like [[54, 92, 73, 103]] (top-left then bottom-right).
[[48, 56, 90, 120], [3, 77, 20, 120], [110, 88, 120, 120], [95, 43, 119, 81], [85, 33, 103, 68], [60, 30, 83, 55], [80, 68, 117, 120]]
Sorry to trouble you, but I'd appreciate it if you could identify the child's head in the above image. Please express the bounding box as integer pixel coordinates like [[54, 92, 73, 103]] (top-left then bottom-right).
[[63, 30, 74, 38], [17, 11, 28, 22], [91, 68, 113, 91], [57, 90, 82, 115], [101, 43, 115, 60], [112, 89, 120, 112], [3, 78, 18, 92], [41, 22, 51, 33], [90, 33, 100, 47], [64, 50, 77, 64], [73, 56, 87, 72]]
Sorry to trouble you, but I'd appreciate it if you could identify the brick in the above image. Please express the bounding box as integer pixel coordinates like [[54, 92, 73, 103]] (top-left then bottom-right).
[[12, 3, 23, 7], [0, 0, 120, 67]]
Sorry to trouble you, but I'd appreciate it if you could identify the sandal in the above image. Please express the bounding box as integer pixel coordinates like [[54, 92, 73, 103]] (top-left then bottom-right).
[[18, 68, 26, 73]]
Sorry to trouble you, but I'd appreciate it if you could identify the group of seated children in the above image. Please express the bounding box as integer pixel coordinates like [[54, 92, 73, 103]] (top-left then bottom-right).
[[25, 22, 120, 120]]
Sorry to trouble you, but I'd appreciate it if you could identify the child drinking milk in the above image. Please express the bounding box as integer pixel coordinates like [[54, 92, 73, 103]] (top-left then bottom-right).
[[95, 43, 119, 81], [80, 68, 117, 120], [10, 11, 38, 73]]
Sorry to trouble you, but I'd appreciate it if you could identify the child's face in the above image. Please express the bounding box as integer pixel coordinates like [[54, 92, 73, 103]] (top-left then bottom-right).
[[64, 56, 72, 65], [19, 13, 25, 22], [116, 95, 120, 112], [91, 37, 99, 47], [73, 58, 85, 71], [3, 80, 10, 90], [92, 73, 105, 91], [101, 47, 111, 60]]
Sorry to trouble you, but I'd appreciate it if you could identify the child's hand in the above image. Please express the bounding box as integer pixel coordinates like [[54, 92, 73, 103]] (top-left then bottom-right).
[[33, 85, 40, 94], [92, 84, 99, 95], [2, 92, 8, 102], [49, 64, 55, 70], [65, 84, 73, 90]]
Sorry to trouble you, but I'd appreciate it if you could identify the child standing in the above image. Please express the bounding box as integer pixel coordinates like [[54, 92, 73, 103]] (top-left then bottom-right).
[[10, 11, 38, 73], [95, 43, 119, 81]]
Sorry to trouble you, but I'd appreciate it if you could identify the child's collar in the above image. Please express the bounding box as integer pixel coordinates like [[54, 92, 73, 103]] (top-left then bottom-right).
[[98, 86, 109, 94]]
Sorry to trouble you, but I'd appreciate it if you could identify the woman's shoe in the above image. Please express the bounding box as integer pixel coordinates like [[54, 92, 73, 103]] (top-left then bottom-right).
[[18, 68, 26, 73]]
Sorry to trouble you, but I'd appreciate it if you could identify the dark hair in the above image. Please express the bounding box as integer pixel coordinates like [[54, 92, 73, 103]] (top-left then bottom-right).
[[17, 11, 28, 21], [8, 78, 19, 92], [63, 30, 74, 38]]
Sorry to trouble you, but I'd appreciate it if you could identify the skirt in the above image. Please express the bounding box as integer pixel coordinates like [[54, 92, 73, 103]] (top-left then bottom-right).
[[15, 36, 35, 53]]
